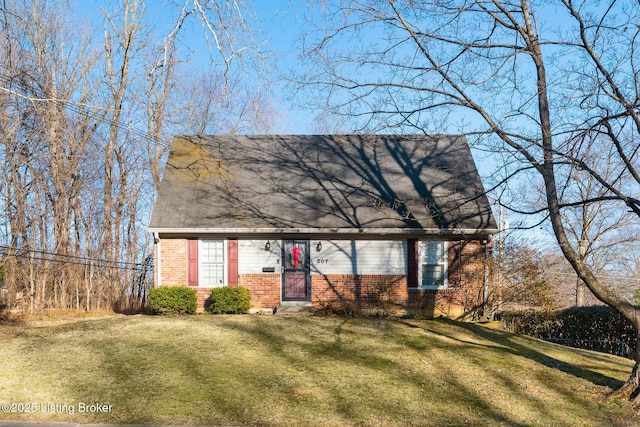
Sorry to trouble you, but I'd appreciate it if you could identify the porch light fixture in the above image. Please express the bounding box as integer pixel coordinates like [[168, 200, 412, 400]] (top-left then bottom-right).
[[265, 241, 271, 251], [316, 241, 322, 252]]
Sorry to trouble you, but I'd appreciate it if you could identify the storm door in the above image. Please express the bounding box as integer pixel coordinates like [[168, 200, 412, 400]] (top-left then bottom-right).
[[282, 240, 310, 301]]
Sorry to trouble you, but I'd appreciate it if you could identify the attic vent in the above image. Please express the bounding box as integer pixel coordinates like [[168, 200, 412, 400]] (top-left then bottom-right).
[[424, 199, 442, 218], [435, 162, 449, 171]]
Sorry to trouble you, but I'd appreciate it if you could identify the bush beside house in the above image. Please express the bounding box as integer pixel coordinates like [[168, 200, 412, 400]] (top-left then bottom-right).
[[149, 286, 197, 315], [209, 287, 251, 314]]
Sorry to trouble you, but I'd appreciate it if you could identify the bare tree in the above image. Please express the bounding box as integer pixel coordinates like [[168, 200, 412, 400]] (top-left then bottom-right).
[[557, 147, 639, 306], [489, 235, 558, 313], [164, 0, 268, 92], [0, 0, 102, 312], [295, 0, 640, 403], [100, 0, 147, 287], [519, 140, 640, 306], [0, 0, 275, 314]]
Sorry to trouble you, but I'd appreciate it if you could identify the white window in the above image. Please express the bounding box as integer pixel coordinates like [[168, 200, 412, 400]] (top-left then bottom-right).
[[418, 241, 448, 288], [200, 239, 226, 287]]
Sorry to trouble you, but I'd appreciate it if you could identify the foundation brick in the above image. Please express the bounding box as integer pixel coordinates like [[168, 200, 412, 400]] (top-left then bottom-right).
[[240, 274, 281, 309], [311, 274, 408, 305]]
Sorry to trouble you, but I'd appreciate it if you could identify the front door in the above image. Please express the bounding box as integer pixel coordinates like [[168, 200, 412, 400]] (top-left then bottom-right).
[[282, 240, 310, 301]]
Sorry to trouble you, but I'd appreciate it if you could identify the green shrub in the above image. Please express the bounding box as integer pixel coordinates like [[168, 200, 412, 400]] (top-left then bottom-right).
[[501, 306, 636, 358], [209, 286, 251, 314], [149, 286, 197, 315]]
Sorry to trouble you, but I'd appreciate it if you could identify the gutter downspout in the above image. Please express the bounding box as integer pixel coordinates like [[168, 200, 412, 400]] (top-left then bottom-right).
[[484, 236, 492, 319], [153, 232, 161, 288]]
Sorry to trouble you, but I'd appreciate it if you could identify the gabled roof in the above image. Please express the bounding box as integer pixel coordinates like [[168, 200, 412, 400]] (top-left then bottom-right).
[[149, 135, 498, 238]]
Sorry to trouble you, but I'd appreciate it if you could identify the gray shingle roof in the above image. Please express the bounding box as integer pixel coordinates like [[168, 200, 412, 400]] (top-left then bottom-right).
[[149, 135, 498, 238]]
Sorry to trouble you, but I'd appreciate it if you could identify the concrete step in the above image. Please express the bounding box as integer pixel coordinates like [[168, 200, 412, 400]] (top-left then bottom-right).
[[275, 302, 314, 316]]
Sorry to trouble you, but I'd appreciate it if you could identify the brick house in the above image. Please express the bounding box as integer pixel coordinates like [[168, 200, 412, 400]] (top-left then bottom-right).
[[148, 135, 498, 317]]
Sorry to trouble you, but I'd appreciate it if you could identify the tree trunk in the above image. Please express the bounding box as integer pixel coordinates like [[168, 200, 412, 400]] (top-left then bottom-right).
[[607, 327, 640, 404], [522, 0, 640, 403]]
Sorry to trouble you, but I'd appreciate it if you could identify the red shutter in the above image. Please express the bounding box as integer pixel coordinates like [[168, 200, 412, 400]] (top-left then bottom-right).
[[407, 239, 418, 287], [187, 238, 198, 287], [227, 239, 238, 286]]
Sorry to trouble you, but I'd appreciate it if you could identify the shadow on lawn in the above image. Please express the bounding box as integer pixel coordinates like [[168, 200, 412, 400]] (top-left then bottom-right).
[[426, 319, 628, 389], [215, 316, 631, 426], [86, 322, 274, 426], [398, 318, 636, 422], [217, 316, 531, 427], [62, 316, 633, 427]]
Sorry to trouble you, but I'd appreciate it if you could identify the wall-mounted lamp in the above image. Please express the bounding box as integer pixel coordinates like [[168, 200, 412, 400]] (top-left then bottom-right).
[[316, 241, 322, 252], [265, 241, 271, 251]]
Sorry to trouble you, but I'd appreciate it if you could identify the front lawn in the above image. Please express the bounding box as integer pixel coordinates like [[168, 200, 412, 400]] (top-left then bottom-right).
[[0, 315, 636, 426]]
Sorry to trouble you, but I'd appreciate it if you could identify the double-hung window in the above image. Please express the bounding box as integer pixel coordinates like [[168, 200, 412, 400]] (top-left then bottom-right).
[[418, 241, 448, 288], [200, 239, 226, 287]]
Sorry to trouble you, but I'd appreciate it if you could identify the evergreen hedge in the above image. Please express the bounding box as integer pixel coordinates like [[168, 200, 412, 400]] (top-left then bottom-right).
[[209, 286, 251, 314], [501, 306, 636, 358], [149, 286, 197, 315]]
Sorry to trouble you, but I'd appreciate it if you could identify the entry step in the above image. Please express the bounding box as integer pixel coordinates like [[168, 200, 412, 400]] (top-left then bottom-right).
[[275, 301, 314, 316]]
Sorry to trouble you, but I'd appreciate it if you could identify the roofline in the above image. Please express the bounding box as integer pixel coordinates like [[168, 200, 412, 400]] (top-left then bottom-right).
[[149, 227, 498, 240]]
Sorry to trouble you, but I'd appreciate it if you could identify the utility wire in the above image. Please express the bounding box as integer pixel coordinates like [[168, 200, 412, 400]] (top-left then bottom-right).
[[0, 71, 161, 274], [0, 71, 173, 150], [0, 244, 149, 271], [0, 244, 142, 266], [1, 251, 143, 271]]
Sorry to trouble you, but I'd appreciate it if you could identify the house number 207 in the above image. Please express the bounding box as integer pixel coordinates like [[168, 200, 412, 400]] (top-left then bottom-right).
[[316, 258, 329, 264]]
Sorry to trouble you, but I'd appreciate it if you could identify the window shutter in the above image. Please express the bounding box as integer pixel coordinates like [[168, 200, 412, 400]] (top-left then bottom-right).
[[187, 238, 198, 287], [227, 239, 238, 286], [407, 239, 418, 287]]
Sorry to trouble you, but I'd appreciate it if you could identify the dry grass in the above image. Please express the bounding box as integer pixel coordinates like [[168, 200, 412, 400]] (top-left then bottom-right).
[[0, 314, 637, 426]]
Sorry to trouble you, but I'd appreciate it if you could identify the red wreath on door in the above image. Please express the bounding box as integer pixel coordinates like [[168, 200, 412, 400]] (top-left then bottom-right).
[[291, 245, 301, 269]]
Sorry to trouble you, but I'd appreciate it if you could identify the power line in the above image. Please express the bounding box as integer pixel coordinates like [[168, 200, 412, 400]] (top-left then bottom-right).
[[0, 244, 142, 266], [0, 71, 173, 150], [0, 244, 148, 271], [0, 71, 162, 275], [2, 251, 141, 271]]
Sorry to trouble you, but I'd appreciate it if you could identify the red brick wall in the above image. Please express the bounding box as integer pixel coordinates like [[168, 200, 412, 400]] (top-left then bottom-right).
[[158, 238, 187, 287], [447, 241, 486, 290], [239, 274, 281, 308], [155, 238, 280, 311], [196, 288, 210, 311], [407, 288, 485, 318], [312, 274, 408, 305]]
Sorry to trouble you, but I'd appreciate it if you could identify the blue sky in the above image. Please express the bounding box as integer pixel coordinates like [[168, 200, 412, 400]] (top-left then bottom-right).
[[80, 0, 316, 133], [73, 0, 589, 239]]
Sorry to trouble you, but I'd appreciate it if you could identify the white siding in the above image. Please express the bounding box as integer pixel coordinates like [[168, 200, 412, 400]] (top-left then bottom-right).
[[310, 240, 406, 275], [238, 240, 281, 274]]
